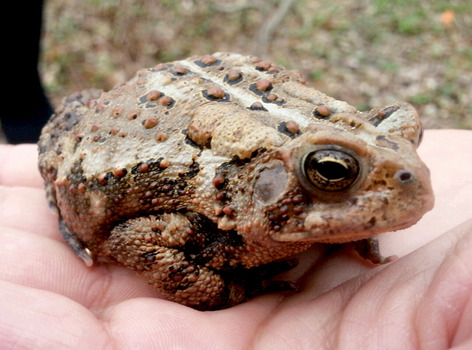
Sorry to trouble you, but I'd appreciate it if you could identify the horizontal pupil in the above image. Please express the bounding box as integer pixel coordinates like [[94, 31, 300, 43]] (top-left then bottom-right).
[[316, 160, 348, 181]]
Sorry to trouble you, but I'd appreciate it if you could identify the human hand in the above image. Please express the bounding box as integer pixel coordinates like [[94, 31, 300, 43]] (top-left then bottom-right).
[[1, 130, 471, 349]]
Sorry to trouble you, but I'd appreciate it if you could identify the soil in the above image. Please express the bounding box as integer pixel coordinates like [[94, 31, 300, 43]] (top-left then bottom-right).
[[28, 0, 472, 131]]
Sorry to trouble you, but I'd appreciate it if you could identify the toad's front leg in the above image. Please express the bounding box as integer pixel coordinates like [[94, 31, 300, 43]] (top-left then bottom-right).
[[105, 212, 296, 310]]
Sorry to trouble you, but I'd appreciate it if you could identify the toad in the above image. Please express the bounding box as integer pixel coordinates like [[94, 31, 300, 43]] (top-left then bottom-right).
[[38, 52, 434, 310]]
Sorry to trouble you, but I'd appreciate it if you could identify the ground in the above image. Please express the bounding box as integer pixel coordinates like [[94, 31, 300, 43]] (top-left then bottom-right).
[[4, 0, 472, 146]]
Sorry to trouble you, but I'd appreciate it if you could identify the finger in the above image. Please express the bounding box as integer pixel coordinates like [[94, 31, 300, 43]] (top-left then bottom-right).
[[254, 218, 472, 349], [341, 219, 472, 349], [416, 219, 472, 348], [103, 295, 277, 348], [0, 144, 43, 188], [0, 186, 59, 239], [380, 129, 472, 258], [0, 227, 157, 309], [419, 129, 472, 228], [0, 281, 109, 349]]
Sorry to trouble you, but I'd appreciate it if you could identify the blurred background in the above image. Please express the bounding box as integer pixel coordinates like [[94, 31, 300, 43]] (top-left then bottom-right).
[[1, 0, 471, 143]]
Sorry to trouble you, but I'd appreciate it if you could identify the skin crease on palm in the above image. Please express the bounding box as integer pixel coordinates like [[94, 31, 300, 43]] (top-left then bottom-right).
[[0, 129, 471, 349]]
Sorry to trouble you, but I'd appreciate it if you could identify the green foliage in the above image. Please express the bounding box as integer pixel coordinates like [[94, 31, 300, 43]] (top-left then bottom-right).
[[310, 70, 324, 81], [409, 93, 434, 105]]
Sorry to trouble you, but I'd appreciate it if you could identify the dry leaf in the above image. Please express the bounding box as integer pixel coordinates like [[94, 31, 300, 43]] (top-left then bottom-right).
[[440, 9, 455, 26]]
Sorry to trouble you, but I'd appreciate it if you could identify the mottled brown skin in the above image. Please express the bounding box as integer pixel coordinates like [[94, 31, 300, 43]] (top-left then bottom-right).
[[38, 52, 434, 310]]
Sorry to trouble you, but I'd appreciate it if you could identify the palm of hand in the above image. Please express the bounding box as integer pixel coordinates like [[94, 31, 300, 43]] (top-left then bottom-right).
[[1, 130, 471, 349]]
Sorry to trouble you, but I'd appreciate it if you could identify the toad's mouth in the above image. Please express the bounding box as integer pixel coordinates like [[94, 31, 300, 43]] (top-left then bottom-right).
[[271, 229, 385, 244], [269, 214, 424, 244], [270, 178, 434, 244]]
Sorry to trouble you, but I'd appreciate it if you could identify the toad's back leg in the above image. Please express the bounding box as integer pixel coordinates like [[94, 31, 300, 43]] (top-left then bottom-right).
[[106, 213, 233, 309], [104, 212, 296, 310]]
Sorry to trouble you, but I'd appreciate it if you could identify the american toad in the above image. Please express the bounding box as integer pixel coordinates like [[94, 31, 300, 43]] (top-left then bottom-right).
[[38, 52, 434, 310]]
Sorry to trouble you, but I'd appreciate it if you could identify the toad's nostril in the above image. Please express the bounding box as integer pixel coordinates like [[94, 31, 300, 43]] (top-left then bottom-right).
[[396, 170, 413, 183]]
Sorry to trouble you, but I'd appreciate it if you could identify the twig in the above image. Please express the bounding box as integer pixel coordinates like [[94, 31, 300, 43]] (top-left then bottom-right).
[[253, 0, 297, 57]]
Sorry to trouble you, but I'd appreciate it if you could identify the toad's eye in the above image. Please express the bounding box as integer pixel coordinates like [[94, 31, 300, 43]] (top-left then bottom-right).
[[302, 149, 359, 191]]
